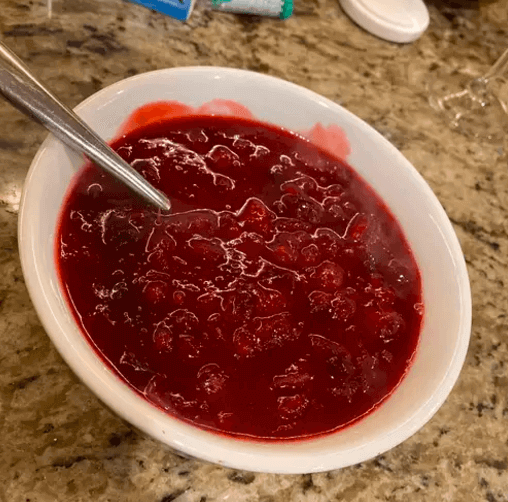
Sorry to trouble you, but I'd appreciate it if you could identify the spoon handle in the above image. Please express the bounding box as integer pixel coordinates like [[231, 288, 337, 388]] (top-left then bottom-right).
[[0, 42, 171, 212]]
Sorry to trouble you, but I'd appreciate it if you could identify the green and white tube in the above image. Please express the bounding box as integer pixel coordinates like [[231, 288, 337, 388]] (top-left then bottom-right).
[[211, 0, 293, 19]]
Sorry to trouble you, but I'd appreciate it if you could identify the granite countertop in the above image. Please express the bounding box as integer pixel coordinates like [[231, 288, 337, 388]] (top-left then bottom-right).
[[1, 0, 508, 500]]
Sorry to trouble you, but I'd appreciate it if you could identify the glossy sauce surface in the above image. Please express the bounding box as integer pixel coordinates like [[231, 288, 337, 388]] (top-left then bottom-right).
[[57, 116, 423, 440]]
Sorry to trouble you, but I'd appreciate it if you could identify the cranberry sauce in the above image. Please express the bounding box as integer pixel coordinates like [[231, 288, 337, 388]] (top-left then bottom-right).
[[56, 115, 423, 440]]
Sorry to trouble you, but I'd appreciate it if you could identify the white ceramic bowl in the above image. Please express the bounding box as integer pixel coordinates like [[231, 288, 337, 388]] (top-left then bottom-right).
[[18, 67, 471, 474]]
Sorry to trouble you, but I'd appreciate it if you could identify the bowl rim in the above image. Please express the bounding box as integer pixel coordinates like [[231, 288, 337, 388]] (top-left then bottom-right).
[[18, 66, 472, 473]]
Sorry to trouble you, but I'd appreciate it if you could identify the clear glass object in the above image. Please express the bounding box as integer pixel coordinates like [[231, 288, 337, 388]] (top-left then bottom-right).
[[428, 47, 508, 146]]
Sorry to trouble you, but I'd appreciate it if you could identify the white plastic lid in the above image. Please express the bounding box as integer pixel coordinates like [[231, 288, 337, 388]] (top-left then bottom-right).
[[339, 0, 429, 44]]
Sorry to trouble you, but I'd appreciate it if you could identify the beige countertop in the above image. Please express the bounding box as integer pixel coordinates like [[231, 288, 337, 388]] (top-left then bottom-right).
[[1, 0, 508, 500]]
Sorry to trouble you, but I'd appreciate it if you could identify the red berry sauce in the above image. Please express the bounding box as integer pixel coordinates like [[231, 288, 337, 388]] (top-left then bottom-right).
[[56, 115, 423, 440]]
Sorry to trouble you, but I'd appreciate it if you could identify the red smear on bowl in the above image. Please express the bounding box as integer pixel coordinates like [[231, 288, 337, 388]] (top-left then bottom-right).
[[117, 99, 351, 161]]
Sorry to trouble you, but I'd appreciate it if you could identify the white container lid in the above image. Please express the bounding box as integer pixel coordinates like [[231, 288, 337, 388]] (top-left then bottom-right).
[[339, 0, 429, 43]]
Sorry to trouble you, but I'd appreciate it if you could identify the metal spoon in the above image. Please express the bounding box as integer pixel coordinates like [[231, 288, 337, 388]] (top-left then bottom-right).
[[0, 41, 171, 212]]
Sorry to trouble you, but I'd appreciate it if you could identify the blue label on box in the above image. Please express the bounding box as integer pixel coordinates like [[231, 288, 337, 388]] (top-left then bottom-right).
[[127, 0, 194, 21]]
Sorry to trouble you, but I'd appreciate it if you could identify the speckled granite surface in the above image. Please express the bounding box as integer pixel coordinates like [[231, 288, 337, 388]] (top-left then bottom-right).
[[1, 0, 508, 500]]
